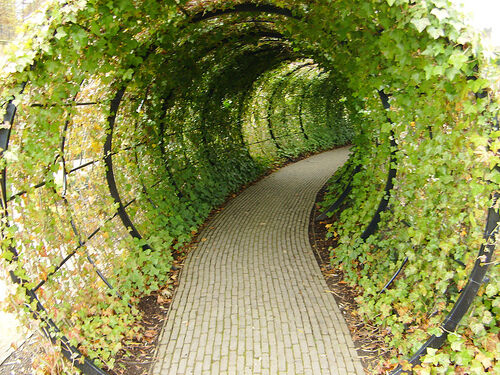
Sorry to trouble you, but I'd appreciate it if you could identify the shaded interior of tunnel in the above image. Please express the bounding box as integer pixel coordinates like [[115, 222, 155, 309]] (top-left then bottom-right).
[[0, 1, 498, 374], [1, 8, 358, 373]]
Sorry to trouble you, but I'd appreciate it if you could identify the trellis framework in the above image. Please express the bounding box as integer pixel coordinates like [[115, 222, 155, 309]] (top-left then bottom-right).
[[0, 0, 498, 374]]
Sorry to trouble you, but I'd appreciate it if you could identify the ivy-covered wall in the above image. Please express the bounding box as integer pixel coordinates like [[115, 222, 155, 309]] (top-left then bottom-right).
[[0, 0, 497, 374]]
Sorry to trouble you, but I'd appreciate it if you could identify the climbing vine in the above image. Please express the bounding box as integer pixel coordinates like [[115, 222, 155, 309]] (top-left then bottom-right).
[[0, 0, 353, 371], [314, 1, 499, 373], [0, 0, 498, 374]]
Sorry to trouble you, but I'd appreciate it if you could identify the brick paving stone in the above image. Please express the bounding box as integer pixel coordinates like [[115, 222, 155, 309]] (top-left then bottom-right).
[[151, 148, 364, 374]]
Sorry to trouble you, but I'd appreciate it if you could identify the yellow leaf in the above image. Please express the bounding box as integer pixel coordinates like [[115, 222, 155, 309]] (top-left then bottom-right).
[[475, 352, 492, 369]]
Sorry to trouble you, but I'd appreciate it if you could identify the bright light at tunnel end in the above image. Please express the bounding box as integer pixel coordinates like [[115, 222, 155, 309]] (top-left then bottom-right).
[[451, 0, 500, 49]]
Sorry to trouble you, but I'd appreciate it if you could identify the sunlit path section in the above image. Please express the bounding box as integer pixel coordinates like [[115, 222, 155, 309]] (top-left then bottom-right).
[[152, 147, 363, 375]]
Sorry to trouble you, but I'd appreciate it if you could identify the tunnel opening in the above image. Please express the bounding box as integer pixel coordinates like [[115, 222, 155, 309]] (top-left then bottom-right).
[[0, 1, 498, 374]]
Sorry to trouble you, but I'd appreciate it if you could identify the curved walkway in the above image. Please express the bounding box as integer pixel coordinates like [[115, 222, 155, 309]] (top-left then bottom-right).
[[152, 147, 364, 375]]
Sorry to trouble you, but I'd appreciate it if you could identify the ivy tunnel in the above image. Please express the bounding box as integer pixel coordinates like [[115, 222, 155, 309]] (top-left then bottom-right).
[[0, 1, 498, 374]]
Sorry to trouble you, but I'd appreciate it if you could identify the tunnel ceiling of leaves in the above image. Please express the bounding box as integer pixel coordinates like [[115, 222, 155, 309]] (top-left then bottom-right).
[[0, 0, 498, 374]]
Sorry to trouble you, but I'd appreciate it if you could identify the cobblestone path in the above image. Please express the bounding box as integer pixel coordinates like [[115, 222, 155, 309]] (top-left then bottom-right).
[[152, 147, 364, 375]]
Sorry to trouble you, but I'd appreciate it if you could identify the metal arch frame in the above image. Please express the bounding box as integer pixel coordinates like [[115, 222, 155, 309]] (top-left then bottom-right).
[[272, 64, 323, 142], [197, 47, 294, 168], [196, 43, 294, 168], [297, 70, 330, 141], [264, 62, 314, 151], [315, 164, 362, 222], [6, 140, 147, 203], [130, 92, 166, 211], [157, 94, 185, 199], [197, 83, 218, 167], [390, 199, 499, 374], [0, 4, 302, 375], [235, 56, 294, 160], [1, 100, 107, 375], [388, 105, 500, 374], [298, 70, 351, 141], [33, 82, 124, 298], [189, 3, 298, 23], [235, 68, 270, 162], [0, 102, 17, 214], [359, 90, 398, 240], [359, 137, 397, 241], [322, 81, 344, 132], [301, 73, 349, 143], [103, 87, 153, 251], [314, 89, 397, 229], [315, 85, 498, 375], [0, 2, 496, 374]]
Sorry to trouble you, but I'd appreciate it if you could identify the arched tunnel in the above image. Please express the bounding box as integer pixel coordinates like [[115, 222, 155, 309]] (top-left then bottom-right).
[[0, 0, 498, 374]]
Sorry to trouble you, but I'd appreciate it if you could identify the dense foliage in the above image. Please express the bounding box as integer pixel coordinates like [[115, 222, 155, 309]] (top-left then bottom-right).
[[0, 0, 353, 372], [313, 1, 499, 373], [0, 0, 497, 374]]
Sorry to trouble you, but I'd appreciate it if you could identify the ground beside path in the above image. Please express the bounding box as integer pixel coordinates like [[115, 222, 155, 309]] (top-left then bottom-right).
[[152, 147, 364, 375]]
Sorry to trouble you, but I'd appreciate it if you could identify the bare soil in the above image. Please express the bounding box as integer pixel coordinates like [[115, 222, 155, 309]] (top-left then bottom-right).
[[108, 252, 185, 375]]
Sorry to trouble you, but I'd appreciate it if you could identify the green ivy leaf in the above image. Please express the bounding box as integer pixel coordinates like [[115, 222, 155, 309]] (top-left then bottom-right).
[[470, 322, 486, 336], [411, 17, 431, 33], [123, 68, 134, 80], [449, 340, 461, 353], [427, 26, 445, 39], [430, 8, 449, 22], [485, 283, 498, 298], [55, 27, 67, 40], [448, 51, 468, 69]]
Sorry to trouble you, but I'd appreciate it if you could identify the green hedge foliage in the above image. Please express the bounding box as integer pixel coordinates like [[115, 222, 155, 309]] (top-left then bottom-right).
[[0, 0, 497, 373]]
